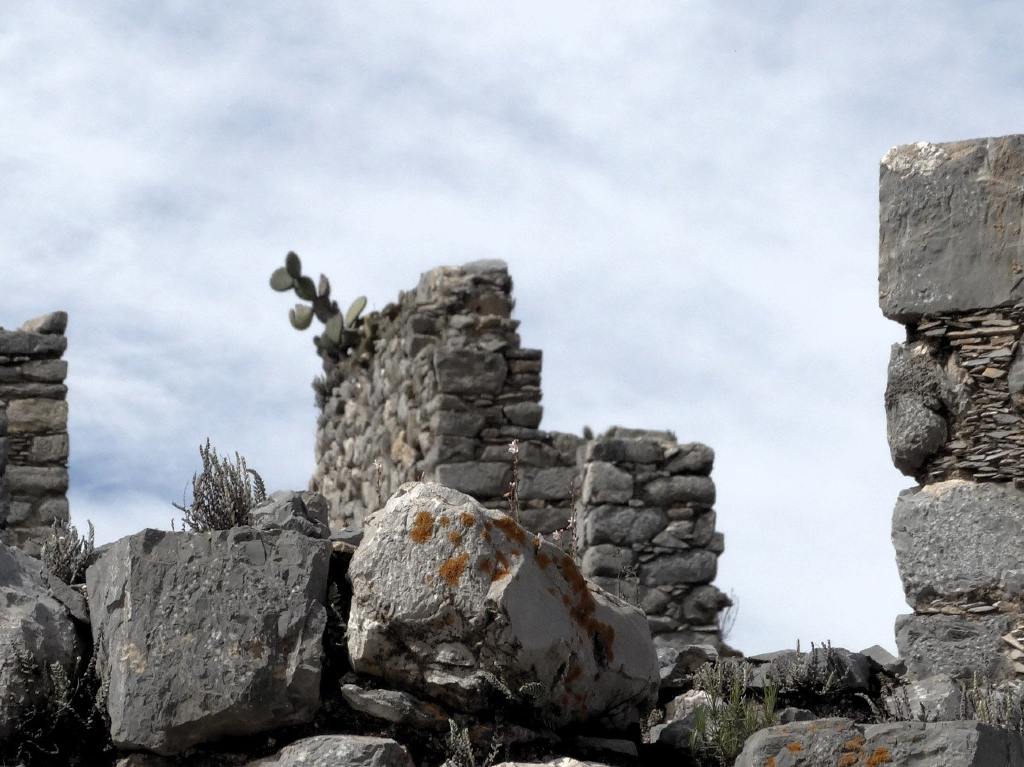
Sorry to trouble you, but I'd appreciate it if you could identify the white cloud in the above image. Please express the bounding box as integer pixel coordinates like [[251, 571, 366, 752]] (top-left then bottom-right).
[[3, 1, 1023, 654]]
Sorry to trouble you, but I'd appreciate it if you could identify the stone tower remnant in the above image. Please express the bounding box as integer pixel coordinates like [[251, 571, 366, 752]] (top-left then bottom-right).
[[309, 260, 732, 649], [881, 135, 1024, 681], [0, 311, 71, 556]]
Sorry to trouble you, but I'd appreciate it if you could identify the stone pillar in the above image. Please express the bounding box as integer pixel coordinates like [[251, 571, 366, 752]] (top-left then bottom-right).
[[0, 311, 70, 556], [576, 429, 730, 650], [881, 135, 1024, 682]]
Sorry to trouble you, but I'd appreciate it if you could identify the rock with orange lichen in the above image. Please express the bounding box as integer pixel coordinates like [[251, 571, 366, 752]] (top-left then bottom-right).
[[735, 718, 1024, 767], [345, 482, 659, 731]]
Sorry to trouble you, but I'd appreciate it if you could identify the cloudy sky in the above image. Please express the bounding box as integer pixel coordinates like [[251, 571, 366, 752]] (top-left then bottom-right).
[[3, 2, 1023, 655]]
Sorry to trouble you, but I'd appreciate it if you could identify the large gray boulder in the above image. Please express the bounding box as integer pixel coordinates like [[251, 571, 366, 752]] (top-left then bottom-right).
[[347, 482, 659, 730], [250, 490, 331, 539], [885, 343, 955, 475], [247, 735, 414, 766], [862, 720, 1024, 766], [893, 480, 1024, 607], [86, 527, 331, 755], [733, 718, 862, 767], [736, 717, 1024, 766], [880, 134, 1024, 321], [0, 542, 81, 740], [895, 613, 1015, 682]]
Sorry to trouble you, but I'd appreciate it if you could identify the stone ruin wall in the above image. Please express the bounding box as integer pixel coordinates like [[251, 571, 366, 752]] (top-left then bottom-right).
[[0, 311, 71, 556], [881, 134, 1024, 684], [311, 260, 731, 648]]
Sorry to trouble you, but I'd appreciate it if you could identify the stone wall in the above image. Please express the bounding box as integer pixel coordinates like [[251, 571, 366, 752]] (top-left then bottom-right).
[[310, 261, 730, 648], [577, 429, 728, 648], [0, 311, 70, 556], [881, 134, 1024, 683]]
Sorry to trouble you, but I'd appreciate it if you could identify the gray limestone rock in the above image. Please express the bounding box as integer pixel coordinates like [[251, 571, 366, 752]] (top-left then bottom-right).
[[433, 348, 507, 395], [642, 476, 715, 507], [880, 135, 1024, 320], [657, 644, 719, 689], [862, 720, 1024, 766], [581, 462, 633, 505], [86, 527, 331, 755], [587, 437, 664, 464], [0, 330, 67, 356], [895, 613, 1014, 682], [434, 461, 510, 498], [517, 466, 577, 501], [893, 480, 1024, 607], [581, 506, 667, 547], [664, 443, 714, 475], [18, 311, 68, 335], [580, 544, 636, 577], [0, 542, 81, 740], [733, 718, 861, 767], [503, 401, 543, 428], [493, 760, 611, 767], [4, 399, 67, 434], [3, 465, 68, 494], [640, 550, 717, 586], [247, 735, 415, 766], [251, 490, 331, 539], [884, 674, 965, 721], [346, 483, 659, 730], [340, 684, 449, 730], [885, 343, 958, 475]]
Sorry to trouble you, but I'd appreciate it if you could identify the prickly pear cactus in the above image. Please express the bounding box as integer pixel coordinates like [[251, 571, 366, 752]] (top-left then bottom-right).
[[269, 251, 370, 362]]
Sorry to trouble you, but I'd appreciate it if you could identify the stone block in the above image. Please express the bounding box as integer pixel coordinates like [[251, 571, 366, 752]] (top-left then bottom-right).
[[19, 359, 68, 382], [664, 442, 714, 475], [424, 435, 478, 465], [587, 437, 664, 464], [248, 735, 416, 766], [640, 551, 717, 586], [6, 398, 67, 433], [895, 613, 1014, 682], [880, 134, 1024, 320], [434, 461, 510, 499], [19, 311, 67, 335], [86, 527, 330, 755], [28, 433, 69, 463], [642, 475, 715, 506], [0, 330, 67, 356], [893, 480, 1024, 607], [35, 497, 69, 526], [517, 504, 570, 534], [581, 461, 633, 504], [429, 409, 485, 437], [502, 401, 543, 428], [0, 382, 68, 400], [517, 465, 577, 501], [580, 544, 636, 578], [4, 466, 68, 494], [581, 506, 667, 546], [861, 721, 1024, 766], [433, 349, 507, 395]]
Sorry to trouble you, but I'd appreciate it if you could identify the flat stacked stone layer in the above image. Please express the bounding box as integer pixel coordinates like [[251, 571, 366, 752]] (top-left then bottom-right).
[[882, 134, 1024, 684], [0, 311, 70, 555]]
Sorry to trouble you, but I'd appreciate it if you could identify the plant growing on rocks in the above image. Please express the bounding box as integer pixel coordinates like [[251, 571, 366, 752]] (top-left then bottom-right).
[[41, 518, 95, 585], [172, 438, 266, 532], [767, 640, 846, 697], [689, 659, 778, 766], [269, 251, 373, 362]]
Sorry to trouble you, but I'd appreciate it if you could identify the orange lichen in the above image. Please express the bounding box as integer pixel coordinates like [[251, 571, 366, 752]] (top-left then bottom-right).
[[491, 551, 511, 581], [438, 515, 450, 527], [867, 748, 893, 766], [448, 531, 463, 546], [439, 552, 469, 587], [838, 755, 858, 767], [460, 512, 476, 527], [536, 551, 551, 569], [410, 510, 434, 543], [565, 663, 583, 685], [785, 742, 802, 752], [844, 735, 865, 751], [492, 515, 526, 544], [764, 758, 776, 767]]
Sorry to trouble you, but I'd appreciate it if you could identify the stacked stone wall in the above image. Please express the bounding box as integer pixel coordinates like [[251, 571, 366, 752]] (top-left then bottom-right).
[[881, 134, 1024, 684], [577, 428, 729, 647], [310, 260, 730, 648], [0, 311, 71, 555]]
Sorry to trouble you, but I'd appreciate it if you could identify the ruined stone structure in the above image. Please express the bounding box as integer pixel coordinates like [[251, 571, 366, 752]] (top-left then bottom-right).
[[310, 260, 731, 648], [0, 311, 70, 556], [882, 134, 1024, 682]]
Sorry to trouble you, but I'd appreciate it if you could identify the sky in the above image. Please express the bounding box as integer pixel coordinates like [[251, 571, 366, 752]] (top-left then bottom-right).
[[3, 1, 1024, 656]]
